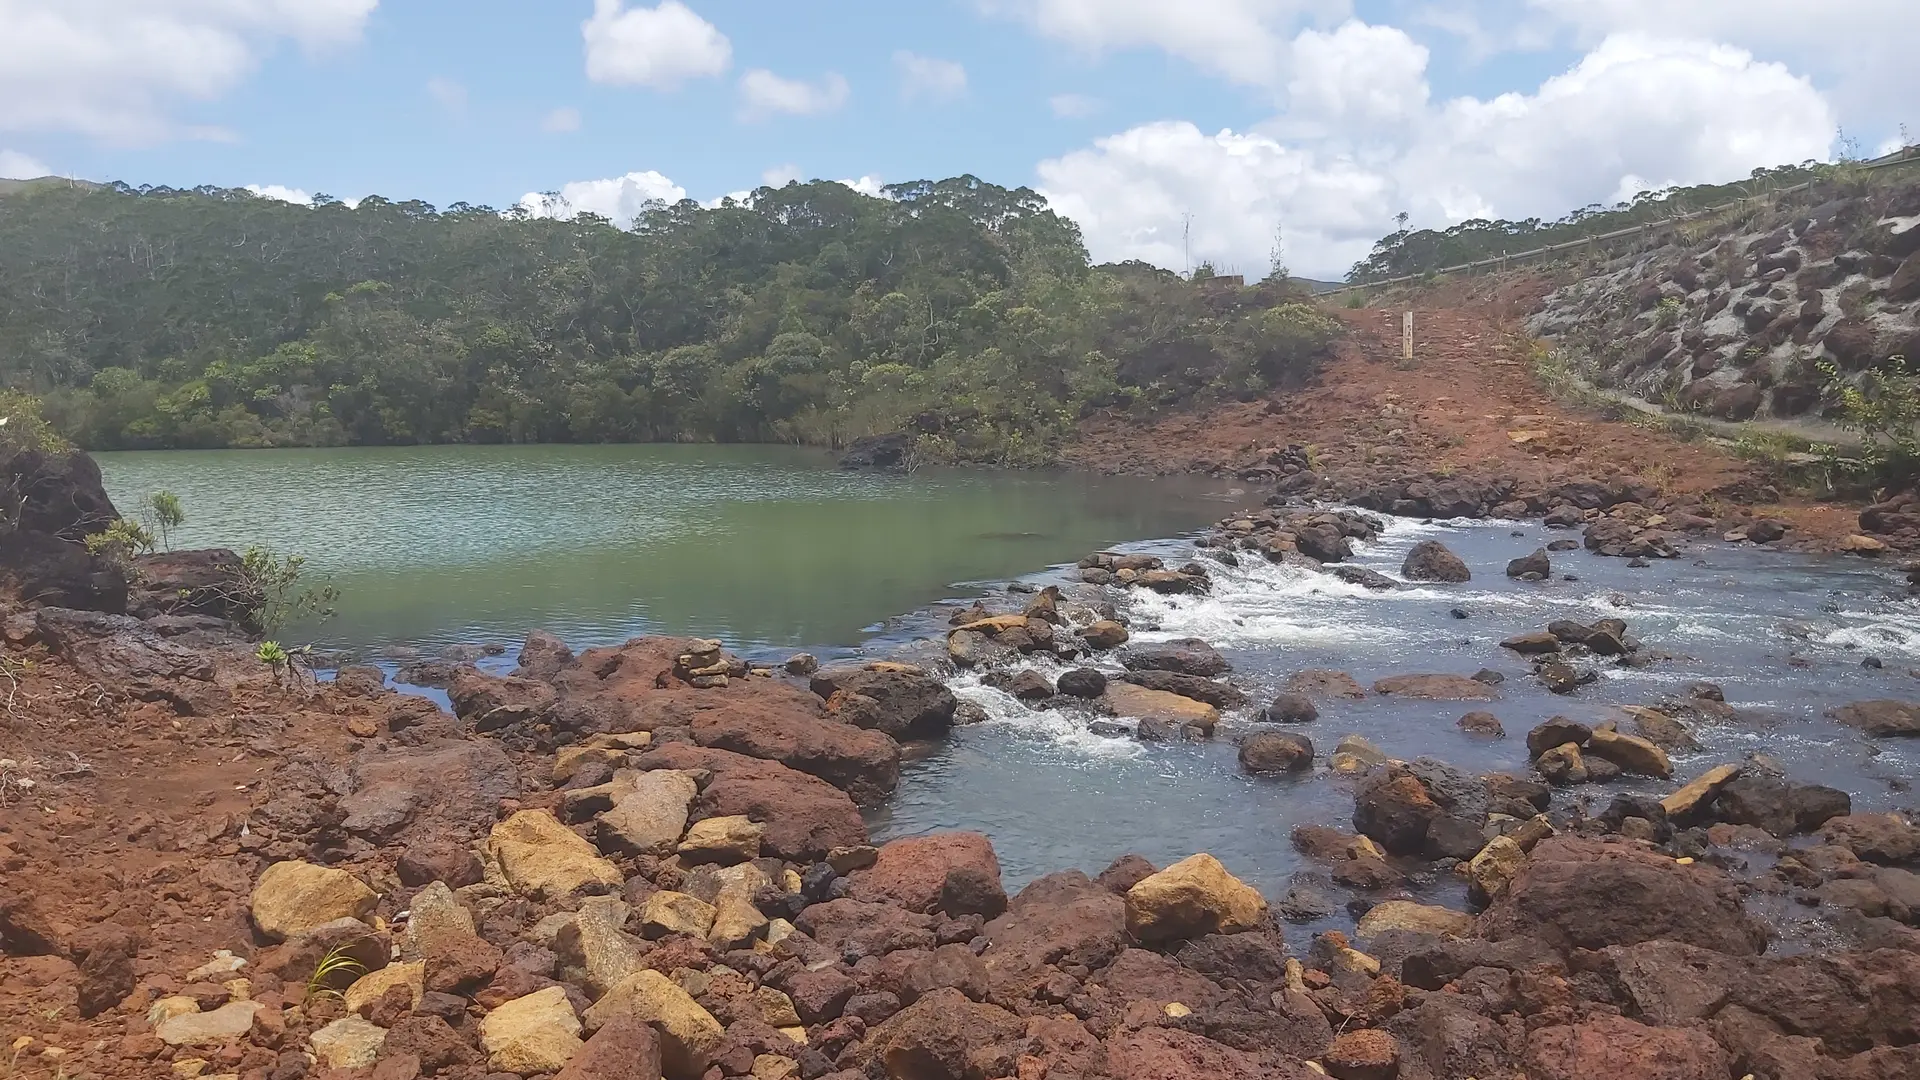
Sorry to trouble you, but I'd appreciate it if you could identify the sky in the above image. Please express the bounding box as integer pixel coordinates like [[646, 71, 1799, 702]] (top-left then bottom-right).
[[0, 1, 1913, 280]]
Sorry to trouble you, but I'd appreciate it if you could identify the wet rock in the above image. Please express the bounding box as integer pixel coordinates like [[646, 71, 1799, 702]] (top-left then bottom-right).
[[1238, 732, 1313, 775], [1080, 620, 1130, 649], [1402, 539, 1471, 583], [839, 432, 912, 470], [1424, 814, 1488, 860], [1330, 734, 1389, 774], [849, 832, 1007, 919], [1353, 767, 1441, 856], [1822, 814, 1920, 865], [1121, 638, 1230, 677], [1477, 837, 1769, 955], [1747, 518, 1790, 543], [1102, 683, 1219, 733], [1457, 711, 1504, 737], [481, 986, 583, 1074], [489, 810, 622, 901], [1534, 743, 1588, 785], [1055, 668, 1107, 699], [1124, 853, 1269, 944], [1501, 631, 1562, 655], [1827, 700, 1920, 737], [1661, 763, 1741, 824], [810, 664, 957, 741], [1262, 692, 1318, 723], [251, 861, 378, 943], [1371, 673, 1499, 701], [1715, 775, 1851, 837], [1525, 718, 1591, 759], [1331, 565, 1399, 590], [1288, 669, 1367, 700], [1118, 668, 1248, 708], [1618, 706, 1699, 752], [1537, 659, 1582, 694], [1587, 726, 1672, 778], [1506, 548, 1552, 579], [582, 970, 723, 1078]]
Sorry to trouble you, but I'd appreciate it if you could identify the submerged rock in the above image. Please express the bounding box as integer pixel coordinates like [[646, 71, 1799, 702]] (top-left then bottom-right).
[[1373, 673, 1500, 701]]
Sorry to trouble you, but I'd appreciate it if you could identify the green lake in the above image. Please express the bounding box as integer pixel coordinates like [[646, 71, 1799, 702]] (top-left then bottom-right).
[[94, 444, 1233, 654]]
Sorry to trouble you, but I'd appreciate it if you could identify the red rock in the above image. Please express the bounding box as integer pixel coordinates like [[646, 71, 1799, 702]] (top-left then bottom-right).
[[1524, 1014, 1730, 1080], [554, 1014, 662, 1080], [849, 832, 1006, 918], [688, 687, 900, 804], [1324, 1028, 1400, 1080], [1102, 1027, 1316, 1079], [774, 966, 858, 1024], [381, 1015, 479, 1076], [632, 744, 866, 861], [1352, 768, 1441, 856], [979, 872, 1129, 1007], [862, 987, 1025, 1080], [808, 665, 958, 741], [793, 899, 936, 960]]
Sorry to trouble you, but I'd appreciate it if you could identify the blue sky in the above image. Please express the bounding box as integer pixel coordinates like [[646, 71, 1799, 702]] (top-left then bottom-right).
[[2, 2, 1913, 278]]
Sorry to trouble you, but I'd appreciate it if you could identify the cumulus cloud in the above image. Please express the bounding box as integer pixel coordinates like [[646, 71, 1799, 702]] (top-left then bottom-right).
[[0, 0, 378, 143], [0, 149, 52, 179], [893, 51, 967, 103], [980, 0, 1348, 88], [582, 0, 731, 90], [1038, 33, 1835, 279], [541, 106, 582, 133], [245, 183, 312, 204], [518, 170, 688, 228], [839, 175, 886, 198], [1284, 20, 1429, 131], [738, 69, 850, 120]]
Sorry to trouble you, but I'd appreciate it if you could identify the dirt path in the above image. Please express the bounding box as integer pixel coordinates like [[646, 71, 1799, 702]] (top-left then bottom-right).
[[1070, 300, 1869, 544]]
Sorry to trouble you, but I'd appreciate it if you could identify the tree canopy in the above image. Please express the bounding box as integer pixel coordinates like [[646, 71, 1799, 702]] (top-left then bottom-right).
[[0, 175, 1340, 463]]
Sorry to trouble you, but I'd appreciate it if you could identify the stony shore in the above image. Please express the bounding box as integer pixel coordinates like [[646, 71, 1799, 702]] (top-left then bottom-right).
[[4, 449, 1920, 1080]]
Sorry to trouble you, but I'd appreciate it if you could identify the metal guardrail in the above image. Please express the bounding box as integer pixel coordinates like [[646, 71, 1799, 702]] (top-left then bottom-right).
[[1325, 146, 1920, 295]]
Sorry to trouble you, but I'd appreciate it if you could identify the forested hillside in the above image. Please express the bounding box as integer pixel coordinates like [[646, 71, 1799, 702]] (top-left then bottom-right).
[[0, 177, 1338, 462]]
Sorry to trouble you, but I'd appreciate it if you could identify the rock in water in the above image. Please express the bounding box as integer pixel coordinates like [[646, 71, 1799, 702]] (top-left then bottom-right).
[[1055, 668, 1108, 698], [1587, 726, 1672, 778], [250, 861, 378, 942], [1826, 700, 1920, 737], [1262, 692, 1318, 722], [1402, 539, 1472, 582], [1373, 673, 1500, 701], [1102, 683, 1219, 732], [1458, 711, 1505, 737], [1124, 853, 1269, 943], [1506, 548, 1552, 579], [1238, 732, 1313, 775], [838, 432, 912, 471], [1121, 637, 1230, 676]]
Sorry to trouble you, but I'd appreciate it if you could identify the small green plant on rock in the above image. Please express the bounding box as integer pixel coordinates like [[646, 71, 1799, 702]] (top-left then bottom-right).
[[240, 547, 339, 636], [82, 519, 154, 570], [1655, 296, 1685, 328]]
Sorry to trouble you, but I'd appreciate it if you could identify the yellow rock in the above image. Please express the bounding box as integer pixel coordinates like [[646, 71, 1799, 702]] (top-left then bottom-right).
[[744, 987, 801, 1028], [172, 1058, 208, 1079], [308, 1016, 386, 1071], [678, 816, 763, 864], [250, 861, 378, 942], [1843, 534, 1889, 555], [149, 996, 200, 1026], [582, 970, 724, 1079], [708, 890, 769, 951], [1467, 835, 1527, 902], [488, 810, 622, 901], [1163, 1002, 1191, 1018], [753, 1054, 801, 1080], [1125, 853, 1268, 944], [342, 961, 423, 1015], [480, 986, 582, 1074], [1354, 900, 1472, 940], [638, 891, 716, 939], [553, 745, 627, 786], [949, 615, 1032, 637], [1587, 726, 1672, 778], [1102, 683, 1220, 730], [1660, 764, 1741, 820]]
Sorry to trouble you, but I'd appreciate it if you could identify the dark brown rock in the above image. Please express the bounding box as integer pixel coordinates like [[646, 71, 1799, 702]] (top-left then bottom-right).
[[1121, 638, 1230, 677], [810, 664, 958, 741], [689, 696, 901, 804], [861, 987, 1024, 1080], [1239, 732, 1313, 775], [849, 832, 1006, 918], [1353, 767, 1442, 856], [1402, 539, 1471, 583]]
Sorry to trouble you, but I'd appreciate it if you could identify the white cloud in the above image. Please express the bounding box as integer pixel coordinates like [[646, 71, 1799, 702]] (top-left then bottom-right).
[[541, 106, 582, 133], [893, 51, 967, 103], [582, 0, 731, 90], [1049, 93, 1102, 119], [0, 149, 51, 179], [1284, 20, 1428, 130], [981, 0, 1348, 88], [518, 170, 687, 228], [761, 163, 802, 187], [426, 77, 467, 115], [738, 69, 850, 120], [1038, 34, 1835, 279], [838, 175, 886, 198], [245, 183, 312, 204], [0, 0, 377, 143]]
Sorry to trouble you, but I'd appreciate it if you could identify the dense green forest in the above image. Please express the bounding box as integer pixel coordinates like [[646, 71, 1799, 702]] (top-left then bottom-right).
[[1348, 159, 1845, 283], [0, 176, 1339, 463]]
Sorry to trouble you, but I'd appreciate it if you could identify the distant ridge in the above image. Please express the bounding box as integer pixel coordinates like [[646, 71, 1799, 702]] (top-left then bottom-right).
[[0, 175, 106, 197]]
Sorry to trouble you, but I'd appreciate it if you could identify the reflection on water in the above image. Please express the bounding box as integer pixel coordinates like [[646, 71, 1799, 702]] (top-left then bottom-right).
[[95, 444, 1232, 652]]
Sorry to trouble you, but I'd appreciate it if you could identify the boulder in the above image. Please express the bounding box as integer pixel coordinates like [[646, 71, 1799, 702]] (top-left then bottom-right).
[[555, 1015, 663, 1080], [1353, 767, 1441, 856], [250, 861, 378, 943], [1238, 732, 1313, 775], [1055, 668, 1108, 698], [343, 959, 424, 1015], [1458, 711, 1504, 737], [1081, 619, 1130, 649], [839, 432, 912, 471], [1262, 692, 1318, 722], [1324, 1028, 1401, 1080], [516, 629, 575, 680], [1715, 775, 1851, 837], [676, 815, 762, 864], [1102, 683, 1219, 732], [1101, 1026, 1291, 1080], [1827, 700, 1920, 737], [1661, 763, 1741, 823], [481, 986, 585, 1075], [488, 810, 622, 901], [340, 739, 518, 847], [638, 892, 717, 939], [582, 970, 724, 1078], [1288, 669, 1367, 700], [1121, 638, 1230, 677], [1525, 718, 1591, 760], [979, 872, 1129, 1000], [1118, 668, 1247, 708], [1124, 853, 1268, 944], [1402, 539, 1471, 582], [632, 744, 866, 861], [1506, 549, 1552, 579], [1467, 835, 1527, 904], [1822, 813, 1920, 865], [707, 890, 768, 950], [1372, 674, 1499, 701], [1477, 836, 1769, 955], [1501, 631, 1562, 655], [1355, 900, 1473, 939], [1587, 726, 1672, 778], [596, 769, 698, 856], [1534, 743, 1589, 785], [1524, 1014, 1730, 1080], [810, 664, 957, 741], [555, 898, 644, 998], [690, 701, 901, 804], [863, 987, 1025, 1080], [849, 832, 1006, 918], [448, 669, 555, 731]]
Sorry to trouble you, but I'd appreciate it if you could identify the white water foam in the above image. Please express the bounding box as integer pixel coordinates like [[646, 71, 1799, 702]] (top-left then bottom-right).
[[950, 671, 1146, 761]]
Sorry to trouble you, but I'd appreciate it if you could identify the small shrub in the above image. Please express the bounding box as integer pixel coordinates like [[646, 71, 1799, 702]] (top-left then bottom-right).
[[240, 547, 340, 636]]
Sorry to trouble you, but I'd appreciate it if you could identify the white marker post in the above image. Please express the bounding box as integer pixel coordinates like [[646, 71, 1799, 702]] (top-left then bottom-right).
[[1402, 310, 1414, 363]]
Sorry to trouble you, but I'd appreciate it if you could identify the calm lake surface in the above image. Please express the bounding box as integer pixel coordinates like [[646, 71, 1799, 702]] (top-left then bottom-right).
[[94, 444, 1232, 653]]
